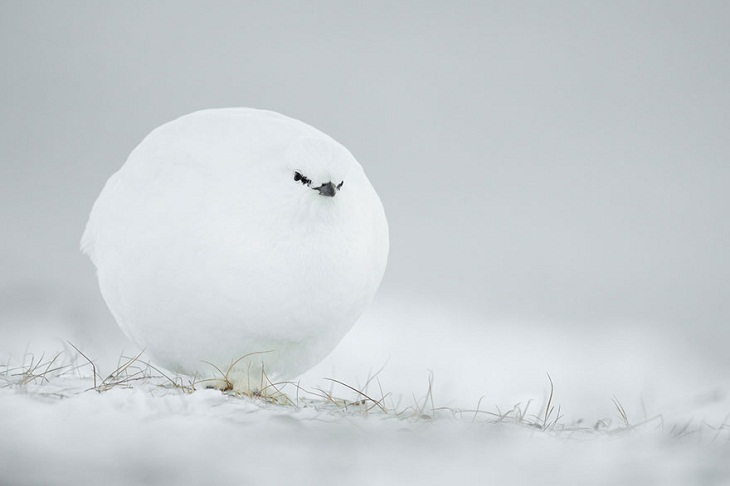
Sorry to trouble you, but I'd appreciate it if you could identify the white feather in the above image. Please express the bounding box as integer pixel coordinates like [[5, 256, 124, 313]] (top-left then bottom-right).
[[82, 108, 389, 390]]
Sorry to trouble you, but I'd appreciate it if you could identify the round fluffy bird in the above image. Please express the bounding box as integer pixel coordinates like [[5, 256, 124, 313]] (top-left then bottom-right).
[[82, 108, 389, 392]]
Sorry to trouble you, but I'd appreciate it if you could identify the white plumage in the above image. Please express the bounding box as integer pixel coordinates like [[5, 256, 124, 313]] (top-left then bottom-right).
[[82, 108, 388, 391]]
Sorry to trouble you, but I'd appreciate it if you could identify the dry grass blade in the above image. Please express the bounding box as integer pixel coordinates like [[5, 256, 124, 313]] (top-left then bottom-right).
[[413, 371, 436, 419], [67, 342, 100, 390], [9, 352, 69, 385], [612, 396, 630, 427], [257, 369, 296, 406], [542, 373, 555, 430], [96, 349, 148, 392], [472, 396, 486, 423], [323, 378, 387, 413]]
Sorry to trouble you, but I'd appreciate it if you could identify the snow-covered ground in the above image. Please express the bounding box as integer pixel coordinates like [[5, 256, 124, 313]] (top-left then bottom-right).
[[1, 297, 728, 485]]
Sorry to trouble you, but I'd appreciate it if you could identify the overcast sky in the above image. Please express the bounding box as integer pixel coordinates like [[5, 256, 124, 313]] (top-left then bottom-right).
[[1, 2, 728, 348]]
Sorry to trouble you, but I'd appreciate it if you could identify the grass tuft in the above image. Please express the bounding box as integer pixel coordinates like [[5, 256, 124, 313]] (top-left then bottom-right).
[[1, 345, 728, 443]]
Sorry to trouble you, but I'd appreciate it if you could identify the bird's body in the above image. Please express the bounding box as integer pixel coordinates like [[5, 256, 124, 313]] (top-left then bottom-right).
[[82, 108, 388, 391]]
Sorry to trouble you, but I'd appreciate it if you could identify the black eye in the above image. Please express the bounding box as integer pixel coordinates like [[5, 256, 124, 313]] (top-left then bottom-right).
[[294, 171, 311, 186]]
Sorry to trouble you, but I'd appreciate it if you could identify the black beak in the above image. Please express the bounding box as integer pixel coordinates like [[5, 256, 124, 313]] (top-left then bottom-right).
[[314, 182, 337, 197]]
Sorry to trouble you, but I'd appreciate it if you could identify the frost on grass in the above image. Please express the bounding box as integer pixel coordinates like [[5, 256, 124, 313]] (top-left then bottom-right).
[[1, 343, 729, 442]]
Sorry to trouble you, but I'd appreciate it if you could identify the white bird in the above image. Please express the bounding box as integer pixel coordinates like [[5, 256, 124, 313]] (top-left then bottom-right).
[[82, 108, 389, 392]]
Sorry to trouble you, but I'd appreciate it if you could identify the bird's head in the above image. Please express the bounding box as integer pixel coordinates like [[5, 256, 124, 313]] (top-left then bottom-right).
[[286, 137, 353, 200]]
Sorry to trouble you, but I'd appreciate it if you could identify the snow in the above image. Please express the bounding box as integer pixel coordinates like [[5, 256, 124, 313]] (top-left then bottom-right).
[[1, 297, 729, 485]]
